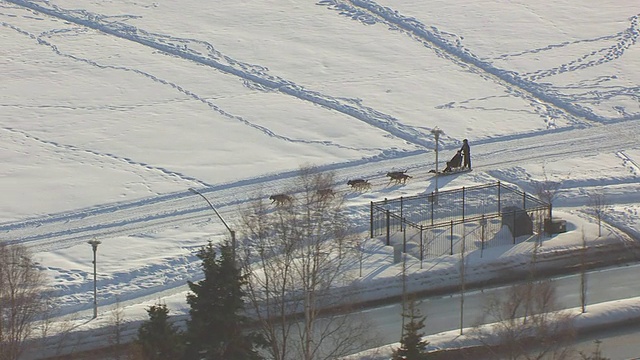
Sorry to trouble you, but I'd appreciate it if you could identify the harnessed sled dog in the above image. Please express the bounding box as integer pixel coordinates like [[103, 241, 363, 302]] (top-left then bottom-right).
[[347, 179, 371, 191], [386, 171, 412, 185], [316, 188, 336, 199], [269, 194, 293, 206]]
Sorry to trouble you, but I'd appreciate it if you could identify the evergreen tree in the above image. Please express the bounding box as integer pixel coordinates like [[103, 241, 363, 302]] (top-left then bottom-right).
[[393, 299, 429, 360], [185, 241, 264, 360], [135, 303, 184, 360]]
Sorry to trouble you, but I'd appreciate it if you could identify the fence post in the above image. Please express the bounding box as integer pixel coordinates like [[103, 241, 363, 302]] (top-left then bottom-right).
[[403, 224, 407, 253], [420, 227, 424, 266], [462, 186, 466, 221], [512, 208, 517, 244], [400, 196, 404, 232], [498, 181, 501, 214], [481, 214, 485, 258], [370, 201, 374, 239], [386, 210, 390, 246], [523, 191, 526, 210], [431, 191, 435, 225], [450, 220, 454, 255]]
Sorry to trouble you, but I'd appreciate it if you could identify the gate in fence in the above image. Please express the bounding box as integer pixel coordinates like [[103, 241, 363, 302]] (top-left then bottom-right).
[[370, 181, 551, 260]]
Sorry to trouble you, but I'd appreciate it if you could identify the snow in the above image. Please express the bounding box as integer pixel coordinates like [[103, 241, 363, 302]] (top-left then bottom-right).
[[1, 0, 639, 358]]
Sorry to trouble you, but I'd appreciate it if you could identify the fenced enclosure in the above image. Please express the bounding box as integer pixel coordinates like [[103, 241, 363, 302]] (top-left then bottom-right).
[[370, 181, 551, 260]]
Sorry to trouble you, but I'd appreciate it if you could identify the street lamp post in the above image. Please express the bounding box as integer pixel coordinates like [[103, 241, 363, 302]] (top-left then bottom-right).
[[87, 238, 101, 319], [430, 127, 444, 197], [189, 188, 236, 263]]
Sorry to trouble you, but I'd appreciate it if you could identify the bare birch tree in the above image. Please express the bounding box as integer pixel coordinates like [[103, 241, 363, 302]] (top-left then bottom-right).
[[533, 163, 563, 208], [473, 280, 575, 360], [0, 243, 50, 360], [587, 190, 608, 237], [238, 166, 378, 360], [580, 230, 588, 314], [108, 296, 126, 360]]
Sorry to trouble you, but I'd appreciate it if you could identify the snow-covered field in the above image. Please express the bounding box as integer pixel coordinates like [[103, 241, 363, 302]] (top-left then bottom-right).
[[1, 0, 639, 358]]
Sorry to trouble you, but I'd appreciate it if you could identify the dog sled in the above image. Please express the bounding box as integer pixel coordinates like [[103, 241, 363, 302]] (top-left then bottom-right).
[[428, 149, 471, 176]]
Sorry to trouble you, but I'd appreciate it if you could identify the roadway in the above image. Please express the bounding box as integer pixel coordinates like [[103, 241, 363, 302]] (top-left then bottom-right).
[[573, 323, 640, 360], [353, 262, 640, 356]]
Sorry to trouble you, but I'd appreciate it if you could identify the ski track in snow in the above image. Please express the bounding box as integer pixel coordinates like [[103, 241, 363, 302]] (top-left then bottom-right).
[[2, 0, 639, 315]]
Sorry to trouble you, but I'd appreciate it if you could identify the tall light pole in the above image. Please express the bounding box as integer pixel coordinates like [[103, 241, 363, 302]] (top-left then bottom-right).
[[87, 238, 101, 319], [430, 127, 444, 196], [189, 188, 236, 263]]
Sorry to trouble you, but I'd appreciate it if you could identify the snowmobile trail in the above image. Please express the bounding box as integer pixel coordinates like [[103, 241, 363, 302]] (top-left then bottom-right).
[[3, 119, 638, 256]]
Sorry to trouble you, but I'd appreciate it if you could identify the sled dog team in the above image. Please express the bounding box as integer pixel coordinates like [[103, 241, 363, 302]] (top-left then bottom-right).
[[269, 188, 335, 206], [269, 140, 471, 205]]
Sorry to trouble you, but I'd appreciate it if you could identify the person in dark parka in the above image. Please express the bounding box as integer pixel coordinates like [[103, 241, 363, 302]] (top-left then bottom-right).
[[461, 139, 471, 170]]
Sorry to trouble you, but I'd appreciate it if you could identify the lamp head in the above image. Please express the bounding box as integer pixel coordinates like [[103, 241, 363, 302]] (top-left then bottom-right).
[[88, 239, 102, 250]]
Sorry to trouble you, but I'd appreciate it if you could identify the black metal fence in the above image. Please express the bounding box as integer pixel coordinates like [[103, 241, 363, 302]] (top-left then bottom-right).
[[370, 181, 550, 259]]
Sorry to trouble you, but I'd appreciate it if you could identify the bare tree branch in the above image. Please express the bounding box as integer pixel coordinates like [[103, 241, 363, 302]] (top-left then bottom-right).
[[533, 163, 564, 207], [238, 166, 379, 360], [0, 243, 50, 360], [587, 190, 608, 238], [473, 280, 576, 360]]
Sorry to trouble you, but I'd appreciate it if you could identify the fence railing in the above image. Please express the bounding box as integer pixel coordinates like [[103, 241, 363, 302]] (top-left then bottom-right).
[[370, 181, 550, 258]]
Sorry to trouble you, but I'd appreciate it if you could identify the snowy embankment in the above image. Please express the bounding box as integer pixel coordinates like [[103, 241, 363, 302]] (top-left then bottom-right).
[[342, 297, 640, 359]]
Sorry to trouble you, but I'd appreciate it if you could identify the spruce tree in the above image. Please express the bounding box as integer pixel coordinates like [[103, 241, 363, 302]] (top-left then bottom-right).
[[185, 241, 264, 360], [393, 299, 429, 360], [136, 303, 184, 360]]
